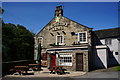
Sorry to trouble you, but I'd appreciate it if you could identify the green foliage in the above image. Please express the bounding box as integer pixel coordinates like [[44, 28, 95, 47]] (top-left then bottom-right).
[[2, 23, 34, 62], [114, 66, 120, 71]]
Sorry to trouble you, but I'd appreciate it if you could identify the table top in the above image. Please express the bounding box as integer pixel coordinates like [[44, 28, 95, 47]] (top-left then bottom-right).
[[50, 66, 64, 69], [28, 64, 39, 66], [15, 66, 28, 68]]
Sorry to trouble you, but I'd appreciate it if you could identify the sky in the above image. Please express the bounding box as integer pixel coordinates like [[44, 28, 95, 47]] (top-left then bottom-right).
[[2, 2, 118, 34]]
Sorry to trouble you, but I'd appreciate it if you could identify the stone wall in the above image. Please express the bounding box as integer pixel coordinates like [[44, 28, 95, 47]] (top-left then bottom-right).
[[35, 16, 93, 72], [46, 50, 89, 72], [36, 16, 92, 49]]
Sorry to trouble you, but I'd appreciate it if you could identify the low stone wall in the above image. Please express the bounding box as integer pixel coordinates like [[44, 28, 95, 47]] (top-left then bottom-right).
[[2, 60, 36, 76]]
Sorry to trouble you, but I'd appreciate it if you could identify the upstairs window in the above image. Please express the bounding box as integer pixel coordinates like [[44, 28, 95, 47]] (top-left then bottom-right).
[[115, 52, 118, 55], [78, 32, 87, 43], [56, 35, 64, 45]]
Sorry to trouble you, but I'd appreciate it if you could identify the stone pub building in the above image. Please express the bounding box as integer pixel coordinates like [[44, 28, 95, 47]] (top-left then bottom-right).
[[34, 6, 120, 72]]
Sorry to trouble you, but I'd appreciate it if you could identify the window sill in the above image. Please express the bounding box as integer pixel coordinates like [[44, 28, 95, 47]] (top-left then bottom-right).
[[79, 42, 88, 43], [58, 43, 65, 45], [49, 43, 65, 46], [72, 41, 88, 45]]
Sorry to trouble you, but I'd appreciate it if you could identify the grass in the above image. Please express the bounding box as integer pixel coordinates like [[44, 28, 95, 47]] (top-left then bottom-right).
[[114, 66, 120, 71]]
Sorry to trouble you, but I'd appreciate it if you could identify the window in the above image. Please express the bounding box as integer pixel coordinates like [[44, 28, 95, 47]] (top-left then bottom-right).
[[38, 37, 43, 46], [56, 35, 64, 45], [59, 54, 72, 66], [105, 39, 112, 45], [115, 52, 118, 55], [78, 32, 87, 43]]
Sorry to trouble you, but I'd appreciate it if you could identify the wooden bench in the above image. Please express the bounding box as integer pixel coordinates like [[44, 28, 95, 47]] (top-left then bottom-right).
[[14, 66, 29, 75], [48, 66, 65, 74], [28, 64, 39, 71]]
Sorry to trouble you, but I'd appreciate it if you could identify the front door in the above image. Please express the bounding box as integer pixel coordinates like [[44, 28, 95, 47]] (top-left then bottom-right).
[[50, 54, 56, 67], [76, 53, 83, 71]]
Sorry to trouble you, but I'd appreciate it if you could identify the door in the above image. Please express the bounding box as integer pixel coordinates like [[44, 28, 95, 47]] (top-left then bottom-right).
[[50, 54, 56, 67], [76, 53, 83, 71]]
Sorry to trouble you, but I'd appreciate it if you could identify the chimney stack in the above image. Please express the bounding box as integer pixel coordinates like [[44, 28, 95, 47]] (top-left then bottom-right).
[[55, 6, 63, 17]]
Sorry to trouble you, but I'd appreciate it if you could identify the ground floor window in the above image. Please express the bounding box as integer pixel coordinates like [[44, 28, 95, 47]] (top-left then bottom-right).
[[59, 54, 72, 66]]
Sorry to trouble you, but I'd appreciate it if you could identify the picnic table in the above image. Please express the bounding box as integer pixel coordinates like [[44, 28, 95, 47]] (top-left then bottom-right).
[[48, 66, 65, 75], [14, 66, 29, 75], [28, 64, 39, 71]]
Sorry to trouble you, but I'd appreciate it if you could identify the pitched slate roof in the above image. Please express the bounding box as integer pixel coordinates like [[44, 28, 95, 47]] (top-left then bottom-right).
[[94, 27, 120, 39]]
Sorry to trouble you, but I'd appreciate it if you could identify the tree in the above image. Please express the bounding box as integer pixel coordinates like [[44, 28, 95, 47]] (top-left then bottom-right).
[[2, 23, 34, 62]]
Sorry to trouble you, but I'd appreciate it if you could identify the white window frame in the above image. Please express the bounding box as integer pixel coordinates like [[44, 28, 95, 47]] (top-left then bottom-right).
[[58, 54, 72, 66], [37, 37, 43, 46], [56, 35, 64, 45], [78, 31, 87, 43]]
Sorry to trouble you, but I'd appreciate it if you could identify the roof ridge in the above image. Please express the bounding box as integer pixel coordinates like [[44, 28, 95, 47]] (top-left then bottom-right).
[[94, 27, 120, 32]]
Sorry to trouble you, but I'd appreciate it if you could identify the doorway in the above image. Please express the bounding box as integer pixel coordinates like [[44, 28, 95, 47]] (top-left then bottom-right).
[[76, 53, 83, 71], [50, 54, 56, 67]]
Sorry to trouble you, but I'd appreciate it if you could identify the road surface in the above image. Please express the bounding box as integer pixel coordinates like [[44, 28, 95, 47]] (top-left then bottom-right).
[[2, 71, 120, 80]]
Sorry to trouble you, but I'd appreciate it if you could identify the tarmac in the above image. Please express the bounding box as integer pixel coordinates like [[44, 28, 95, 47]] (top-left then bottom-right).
[[4, 67, 86, 78]]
